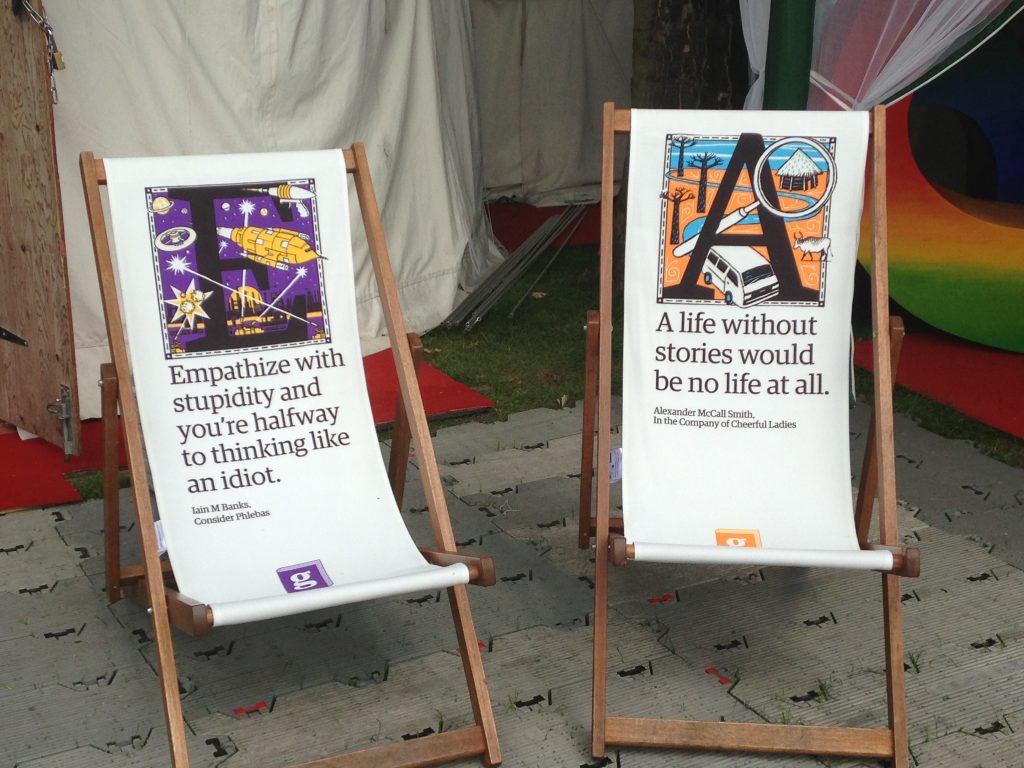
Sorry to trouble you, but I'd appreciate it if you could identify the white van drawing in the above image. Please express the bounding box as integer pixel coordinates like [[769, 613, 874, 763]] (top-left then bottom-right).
[[701, 245, 780, 307]]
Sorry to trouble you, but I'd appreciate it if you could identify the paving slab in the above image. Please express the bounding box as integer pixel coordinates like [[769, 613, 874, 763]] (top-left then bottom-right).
[[188, 651, 478, 766], [0, 662, 167, 767], [3, 399, 1024, 768]]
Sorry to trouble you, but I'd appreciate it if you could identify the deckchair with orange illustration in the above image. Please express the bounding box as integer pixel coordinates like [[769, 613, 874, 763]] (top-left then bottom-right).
[[580, 103, 918, 766]]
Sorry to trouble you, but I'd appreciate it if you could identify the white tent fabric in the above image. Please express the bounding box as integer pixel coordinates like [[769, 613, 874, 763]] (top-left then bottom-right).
[[740, 0, 1020, 110], [471, 0, 633, 204], [50, 0, 501, 418]]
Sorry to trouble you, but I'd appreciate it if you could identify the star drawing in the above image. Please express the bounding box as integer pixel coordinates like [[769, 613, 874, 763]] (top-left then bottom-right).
[[166, 279, 213, 329], [166, 255, 191, 274]]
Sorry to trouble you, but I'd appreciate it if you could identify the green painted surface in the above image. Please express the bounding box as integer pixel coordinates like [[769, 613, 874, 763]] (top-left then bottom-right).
[[762, 0, 815, 109], [889, 261, 1024, 352]]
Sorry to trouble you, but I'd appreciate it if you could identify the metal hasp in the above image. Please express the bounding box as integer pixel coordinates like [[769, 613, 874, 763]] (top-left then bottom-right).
[[0, 325, 28, 346], [46, 384, 74, 458]]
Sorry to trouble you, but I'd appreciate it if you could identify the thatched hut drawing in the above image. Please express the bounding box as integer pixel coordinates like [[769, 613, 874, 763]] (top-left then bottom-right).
[[777, 148, 823, 190]]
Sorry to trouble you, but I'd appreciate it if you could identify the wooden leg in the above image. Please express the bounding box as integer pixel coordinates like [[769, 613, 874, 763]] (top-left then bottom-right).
[[578, 310, 600, 549], [591, 517, 610, 758], [592, 101, 618, 758], [84, 153, 189, 767], [589, 438, 620, 760], [447, 584, 502, 766], [388, 333, 422, 509], [855, 317, 905, 543], [883, 571, 909, 767], [100, 363, 122, 603]]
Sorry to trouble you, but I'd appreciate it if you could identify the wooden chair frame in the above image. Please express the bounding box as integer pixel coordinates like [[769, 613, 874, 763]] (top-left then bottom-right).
[[585, 104, 918, 765], [81, 145, 502, 768]]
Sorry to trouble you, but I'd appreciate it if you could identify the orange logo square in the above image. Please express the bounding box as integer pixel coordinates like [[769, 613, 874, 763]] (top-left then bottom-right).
[[715, 529, 762, 548]]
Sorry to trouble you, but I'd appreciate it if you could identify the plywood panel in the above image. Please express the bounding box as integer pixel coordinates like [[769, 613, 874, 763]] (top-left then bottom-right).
[[0, 6, 79, 453]]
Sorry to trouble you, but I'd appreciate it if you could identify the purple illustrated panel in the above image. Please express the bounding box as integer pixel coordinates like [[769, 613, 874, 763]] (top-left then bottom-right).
[[145, 180, 330, 358]]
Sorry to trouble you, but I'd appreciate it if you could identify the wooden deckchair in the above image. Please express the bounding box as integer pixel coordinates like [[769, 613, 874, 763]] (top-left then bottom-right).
[[583, 104, 919, 765], [81, 145, 501, 768]]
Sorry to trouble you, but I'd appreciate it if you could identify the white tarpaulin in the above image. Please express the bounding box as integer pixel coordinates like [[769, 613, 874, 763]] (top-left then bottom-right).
[[104, 150, 467, 626], [622, 109, 891, 571], [471, 0, 632, 204], [50, 0, 500, 418]]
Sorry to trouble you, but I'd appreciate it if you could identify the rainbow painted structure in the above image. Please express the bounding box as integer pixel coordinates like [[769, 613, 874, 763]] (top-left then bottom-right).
[[865, 97, 1024, 354]]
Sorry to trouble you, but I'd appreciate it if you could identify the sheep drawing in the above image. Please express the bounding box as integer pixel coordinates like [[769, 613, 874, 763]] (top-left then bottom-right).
[[792, 232, 832, 261]]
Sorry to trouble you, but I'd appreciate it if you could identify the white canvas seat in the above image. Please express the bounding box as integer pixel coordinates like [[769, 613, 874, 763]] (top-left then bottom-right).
[[82, 146, 500, 767], [582, 104, 919, 766]]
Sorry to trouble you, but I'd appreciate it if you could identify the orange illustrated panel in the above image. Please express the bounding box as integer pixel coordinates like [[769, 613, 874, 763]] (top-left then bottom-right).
[[657, 132, 841, 309]]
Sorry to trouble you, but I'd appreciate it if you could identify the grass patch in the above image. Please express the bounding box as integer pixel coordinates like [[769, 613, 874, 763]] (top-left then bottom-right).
[[64, 468, 130, 501], [422, 244, 619, 421]]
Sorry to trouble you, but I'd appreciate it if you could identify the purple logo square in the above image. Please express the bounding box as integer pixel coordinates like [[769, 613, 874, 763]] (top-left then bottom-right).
[[277, 560, 333, 594]]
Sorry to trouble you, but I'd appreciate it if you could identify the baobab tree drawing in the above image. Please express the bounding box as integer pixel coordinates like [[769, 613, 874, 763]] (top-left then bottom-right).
[[670, 136, 697, 178], [688, 152, 722, 212], [660, 187, 695, 244]]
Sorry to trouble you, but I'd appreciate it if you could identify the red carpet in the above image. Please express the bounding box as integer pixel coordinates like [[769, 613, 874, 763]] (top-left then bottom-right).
[[0, 351, 493, 512], [362, 351, 494, 425], [854, 333, 1024, 440], [487, 202, 600, 251]]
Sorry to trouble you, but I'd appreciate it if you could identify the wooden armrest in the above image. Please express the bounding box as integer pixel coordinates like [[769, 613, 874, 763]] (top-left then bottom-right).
[[165, 586, 214, 636], [124, 577, 213, 637], [420, 548, 496, 586]]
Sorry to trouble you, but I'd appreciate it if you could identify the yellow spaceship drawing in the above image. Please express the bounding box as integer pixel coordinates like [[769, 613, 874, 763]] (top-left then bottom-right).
[[216, 225, 320, 271], [244, 183, 316, 217], [245, 184, 315, 203]]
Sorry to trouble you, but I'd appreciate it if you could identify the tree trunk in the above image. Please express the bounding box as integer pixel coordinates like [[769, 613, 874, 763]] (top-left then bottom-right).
[[613, 0, 749, 287], [696, 164, 710, 212], [632, 0, 749, 111]]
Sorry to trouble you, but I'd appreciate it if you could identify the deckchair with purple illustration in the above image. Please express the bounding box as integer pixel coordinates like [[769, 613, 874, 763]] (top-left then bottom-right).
[[81, 146, 500, 768]]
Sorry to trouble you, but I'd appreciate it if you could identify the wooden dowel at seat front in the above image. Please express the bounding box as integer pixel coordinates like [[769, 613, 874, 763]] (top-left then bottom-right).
[[419, 548, 496, 586], [621, 543, 918, 577]]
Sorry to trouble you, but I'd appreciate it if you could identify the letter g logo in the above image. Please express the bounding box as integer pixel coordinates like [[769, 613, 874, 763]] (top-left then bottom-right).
[[715, 529, 762, 548], [289, 570, 319, 590]]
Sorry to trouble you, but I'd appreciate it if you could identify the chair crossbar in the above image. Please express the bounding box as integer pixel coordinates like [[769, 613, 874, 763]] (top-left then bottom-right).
[[605, 717, 894, 759]]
